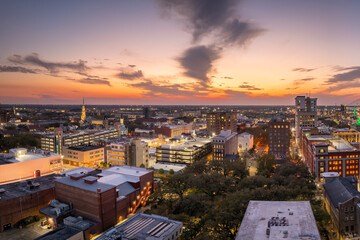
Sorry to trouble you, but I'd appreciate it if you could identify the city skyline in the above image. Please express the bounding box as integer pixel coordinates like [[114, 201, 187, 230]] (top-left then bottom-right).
[[1, 0, 360, 105]]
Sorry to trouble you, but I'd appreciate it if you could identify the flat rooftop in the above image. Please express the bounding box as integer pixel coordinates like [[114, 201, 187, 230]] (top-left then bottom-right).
[[151, 163, 187, 172], [158, 138, 211, 150], [35, 226, 81, 240], [96, 213, 182, 240], [0, 174, 61, 201], [103, 165, 151, 177], [308, 135, 359, 152], [0, 151, 59, 165], [56, 176, 114, 193], [66, 145, 104, 151], [236, 201, 320, 240]]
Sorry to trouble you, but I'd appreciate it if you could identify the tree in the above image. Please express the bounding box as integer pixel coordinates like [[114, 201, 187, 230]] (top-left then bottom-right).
[[256, 153, 276, 177], [139, 163, 145, 168], [169, 169, 174, 175], [158, 168, 165, 175]]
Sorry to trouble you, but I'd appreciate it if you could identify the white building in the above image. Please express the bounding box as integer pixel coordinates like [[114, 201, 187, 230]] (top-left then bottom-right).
[[0, 148, 62, 184], [238, 132, 254, 152], [236, 201, 320, 240]]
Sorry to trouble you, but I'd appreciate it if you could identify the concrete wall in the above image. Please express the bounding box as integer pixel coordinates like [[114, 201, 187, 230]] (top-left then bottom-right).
[[0, 155, 61, 184]]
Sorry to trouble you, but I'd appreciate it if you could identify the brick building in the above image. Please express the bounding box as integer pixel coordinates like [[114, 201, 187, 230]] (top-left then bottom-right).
[[54, 166, 154, 232], [301, 134, 360, 180], [268, 121, 290, 162], [323, 176, 360, 237], [0, 174, 58, 232], [206, 112, 237, 136]]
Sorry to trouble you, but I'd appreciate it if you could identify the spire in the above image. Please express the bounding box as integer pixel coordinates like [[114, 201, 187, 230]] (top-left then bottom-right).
[[83, 97, 84, 105]]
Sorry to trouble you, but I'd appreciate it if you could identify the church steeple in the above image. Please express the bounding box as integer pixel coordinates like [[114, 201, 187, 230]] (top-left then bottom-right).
[[80, 97, 86, 124]]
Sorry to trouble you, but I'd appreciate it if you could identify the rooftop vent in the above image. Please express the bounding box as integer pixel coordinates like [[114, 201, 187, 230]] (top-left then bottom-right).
[[83, 176, 98, 184], [0, 188, 6, 194], [70, 173, 84, 181]]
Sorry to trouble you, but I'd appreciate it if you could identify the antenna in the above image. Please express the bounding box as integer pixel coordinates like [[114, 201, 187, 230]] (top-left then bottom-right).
[[83, 97, 84, 105]]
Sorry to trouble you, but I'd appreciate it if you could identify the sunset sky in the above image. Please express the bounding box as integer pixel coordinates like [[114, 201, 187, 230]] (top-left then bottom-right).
[[1, 0, 360, 105]]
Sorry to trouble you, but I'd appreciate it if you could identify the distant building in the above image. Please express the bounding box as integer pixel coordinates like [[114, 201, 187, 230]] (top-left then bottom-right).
[[106, 139, 149, 167], [0, 148, 62, 184], [96, 213, 182, 240], [212, 130, 238, 161], [156, 138, 212, 164], [206, 112, 237, 136], [62, 145, 104, 168], [295, 96, 318, 143], [268, 120, 290, 162], [301, 134, 360, 180], [154, 124, 192, 138], [238, 132, 254, 152], [323, 176, 360, 237], [236, 201, 320, 240], [332, 128, 360, 143], [41, 128, 118, 154]]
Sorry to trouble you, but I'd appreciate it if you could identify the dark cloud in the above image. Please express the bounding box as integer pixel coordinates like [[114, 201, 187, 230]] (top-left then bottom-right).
[[129, 80, 196, 97], [156, 0, 263, 86], [292, 67, 316, 72], [128, 64, 136, 68], [294, 77, 314, 85], [117, 69, 144, 80], [32, 94, 55, 99], [72, 90, 80, 93], [75, 78, 111, 86], [7, 53, 88, 73], [238, 84, 262, 91], [0, 65, 37, 74], [223, 76, 233, 79], [177, 45, 220, 86], [326, 66, 360, 84], [285, 87, 298, 90], [218, 18, 264, 47], [156, 0, 263, 46]]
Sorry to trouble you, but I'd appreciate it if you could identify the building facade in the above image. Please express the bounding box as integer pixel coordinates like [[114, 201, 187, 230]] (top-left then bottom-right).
[[268, 121, 290, 161], [156, 138, 212, 164], [301, 134, 360, 180], [238, 132, 254, 153], [0, 148, 62, 184], [62, 145, 104, 168], [212, 130, 238, 161], [106, 139, 149, 167], [295, 96, 318, 142], [41, 129, 118, 154], [206, 112, 237, 136], [323, 176, 360, 238], [55, 166, 154, 232]]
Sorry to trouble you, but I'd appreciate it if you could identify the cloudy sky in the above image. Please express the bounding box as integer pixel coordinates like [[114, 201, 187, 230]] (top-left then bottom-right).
[[1, 0, 360, 105]]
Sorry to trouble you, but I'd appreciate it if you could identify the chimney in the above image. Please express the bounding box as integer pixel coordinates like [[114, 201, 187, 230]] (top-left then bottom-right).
[[97, 188, 101, 193]]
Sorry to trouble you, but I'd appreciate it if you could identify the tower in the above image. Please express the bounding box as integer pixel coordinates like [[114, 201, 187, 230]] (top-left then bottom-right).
[[80, 98, 86, 124]]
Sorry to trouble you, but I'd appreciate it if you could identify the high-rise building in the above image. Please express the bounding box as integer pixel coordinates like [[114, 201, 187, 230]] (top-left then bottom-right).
[[106, 139, 149, 167], [206, 112, 237, 136], [295, 96, 318, 142], [212, 130, 238, 161], [268, 120, 290, 162]]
